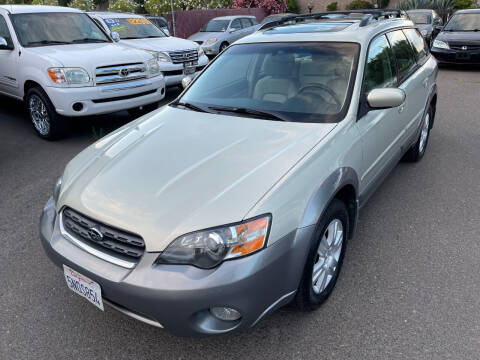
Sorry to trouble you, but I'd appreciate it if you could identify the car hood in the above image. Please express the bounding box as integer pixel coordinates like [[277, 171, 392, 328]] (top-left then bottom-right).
[[59, 106, 336, 251], [119, 37, 199, 52], [26, 43, 153, 76], [188, 32, 224, 42], [437, 31, 480, 46]]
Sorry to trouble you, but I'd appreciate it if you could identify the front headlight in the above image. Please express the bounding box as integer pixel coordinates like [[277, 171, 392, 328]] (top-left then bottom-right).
[[146, 58, 161, 77], [157, 51, 171, 62], [47, 68, 90, 86], [433, 39, 449, 49], [204, 37, 218, 46], [198, 46, 204, 57], [155, 215, 271, 269], [53, 177, 62, 205], [421, 29, 428, 37]]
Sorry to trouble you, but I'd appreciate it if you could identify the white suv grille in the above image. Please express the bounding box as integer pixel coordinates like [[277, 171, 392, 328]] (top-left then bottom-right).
[[95, 63, 147, 85]]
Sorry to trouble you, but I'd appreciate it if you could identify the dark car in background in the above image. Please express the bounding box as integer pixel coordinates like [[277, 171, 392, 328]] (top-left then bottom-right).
[[431, 9, 480, 64], [146, 15, 170, 36], [407, 9, 443, 46]]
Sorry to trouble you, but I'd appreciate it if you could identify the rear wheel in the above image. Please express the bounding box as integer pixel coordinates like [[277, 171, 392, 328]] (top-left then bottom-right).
[[295, 199, 348, 311], [404, 104, 433, 162], [26, 87, 69, 140], [127, 102, 159, 119]]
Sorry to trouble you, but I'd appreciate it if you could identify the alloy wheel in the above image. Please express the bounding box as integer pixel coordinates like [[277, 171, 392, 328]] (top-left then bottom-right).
[[419, 112, 430, 154], [312, 219, 344, 294], [29, 94, 50, 136]]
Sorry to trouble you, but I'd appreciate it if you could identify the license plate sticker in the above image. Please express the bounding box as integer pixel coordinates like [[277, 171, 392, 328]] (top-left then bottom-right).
[[63, 265, 104, 311]]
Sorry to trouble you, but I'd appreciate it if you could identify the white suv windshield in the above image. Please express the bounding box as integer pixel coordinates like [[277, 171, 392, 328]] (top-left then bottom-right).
[[103, 18, 166, 39], [178, 42, 360, 123], [11, 12, 109, 47]]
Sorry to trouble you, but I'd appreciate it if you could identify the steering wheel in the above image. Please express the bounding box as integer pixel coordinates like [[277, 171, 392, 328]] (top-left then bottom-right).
[[297, 84, 341, 109]]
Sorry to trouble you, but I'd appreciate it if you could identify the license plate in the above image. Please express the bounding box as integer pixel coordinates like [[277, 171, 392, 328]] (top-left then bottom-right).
[[456, 52, 470, 60], [63, 265, 104, 311], [183, 66, 196, 75]]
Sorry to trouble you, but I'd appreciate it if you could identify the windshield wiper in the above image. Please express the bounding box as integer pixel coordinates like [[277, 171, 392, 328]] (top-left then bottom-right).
[[171, 101, 211, 113], [208, 105, 290, 122], [26, 40, 71, 46], [72, 38, 108, 43]]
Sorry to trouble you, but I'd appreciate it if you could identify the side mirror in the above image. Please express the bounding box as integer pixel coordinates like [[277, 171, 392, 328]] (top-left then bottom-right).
[[0, 37, 11, 50], [182, 76, 192, 89], [367, 88, 405, 109], [110, 31, 120, 42]]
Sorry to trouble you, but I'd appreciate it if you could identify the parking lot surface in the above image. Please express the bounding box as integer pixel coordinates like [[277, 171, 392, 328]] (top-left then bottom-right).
[[1, 68, 480, 359]]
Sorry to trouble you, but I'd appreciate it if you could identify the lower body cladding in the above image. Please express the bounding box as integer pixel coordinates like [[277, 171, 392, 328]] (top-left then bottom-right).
[[40, 198, 315, 336], [431, 48, 480, 65], [46, 76, 166, 117]]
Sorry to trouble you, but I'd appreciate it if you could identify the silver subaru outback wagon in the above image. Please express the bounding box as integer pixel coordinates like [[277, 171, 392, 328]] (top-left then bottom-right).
[[40, 10, 438, 337]]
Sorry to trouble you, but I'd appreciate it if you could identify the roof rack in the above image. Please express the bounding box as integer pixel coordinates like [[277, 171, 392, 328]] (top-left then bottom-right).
[[258, 9, 409, 31]]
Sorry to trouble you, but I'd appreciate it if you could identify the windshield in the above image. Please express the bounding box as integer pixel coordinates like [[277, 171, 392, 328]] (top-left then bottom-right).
[[178, 42, 359, 123], [407, 12, 432, 25], [201, 20, 230, 32], [11, 12, 109, 47], [103, 18, 166, 39], [445, 13, 480, 31]]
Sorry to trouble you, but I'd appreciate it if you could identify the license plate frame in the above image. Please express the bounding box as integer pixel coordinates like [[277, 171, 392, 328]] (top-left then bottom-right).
[[183, 61, 197, 75], [63, 265, 104, 311]]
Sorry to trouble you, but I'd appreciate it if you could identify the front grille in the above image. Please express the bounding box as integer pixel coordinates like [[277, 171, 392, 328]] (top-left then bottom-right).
[[95, 63, 147, 85], [450, 45, 480, 51], [92, 89, 157, 103], [61, 207, 145, 262], [168, 49, 198, 64]]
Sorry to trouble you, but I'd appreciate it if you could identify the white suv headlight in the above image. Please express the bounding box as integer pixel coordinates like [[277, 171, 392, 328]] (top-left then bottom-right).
[[146, 58, 161, 77], [48, 68, 90, 86], [433, 39, 449, 49], [146, 50, 171, 62]]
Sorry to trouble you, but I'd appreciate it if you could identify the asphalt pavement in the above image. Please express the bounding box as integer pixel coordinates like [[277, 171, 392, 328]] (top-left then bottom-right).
[[1, 68, 480, 359]]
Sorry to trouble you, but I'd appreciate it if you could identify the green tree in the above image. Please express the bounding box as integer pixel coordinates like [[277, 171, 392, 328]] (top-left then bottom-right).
[[453, 0, 474, 8], [345, 0, 373, 9], [109, 0, 138, 11], [286, 0, 299, 13], [326, 1, 337, 10]]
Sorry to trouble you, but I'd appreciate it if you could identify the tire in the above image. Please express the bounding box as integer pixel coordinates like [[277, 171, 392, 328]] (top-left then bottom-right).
[[295, 199, 349, 311], [219, 42, 229, 52], [25, 87, 69, 140], [404, 104, 433, 162], [127, 102, 159, 119]]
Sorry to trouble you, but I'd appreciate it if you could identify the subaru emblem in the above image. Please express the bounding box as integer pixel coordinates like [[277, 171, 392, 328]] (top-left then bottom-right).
[[88, 227, 103, 242]]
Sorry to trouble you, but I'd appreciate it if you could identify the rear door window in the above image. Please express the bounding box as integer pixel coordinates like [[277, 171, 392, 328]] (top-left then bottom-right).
[[241, 18, 251, 28], [0, 15, 13, 48], [231, 19, 242, 30], [363, 34, 397, 94], [387, 30, 417, 82], [403, 28, 428, 64]]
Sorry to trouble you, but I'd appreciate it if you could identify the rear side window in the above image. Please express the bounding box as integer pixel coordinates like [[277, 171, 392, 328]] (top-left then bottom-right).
[[403, 28, 428, 64], [241, 18, 251, 28], [363, 35, 397, 94], [387, 30, 417, 82]]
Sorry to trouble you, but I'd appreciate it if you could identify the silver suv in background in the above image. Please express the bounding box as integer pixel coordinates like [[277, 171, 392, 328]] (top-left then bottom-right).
[[188, 15, 259, 55], [40, 10, 437, 336]]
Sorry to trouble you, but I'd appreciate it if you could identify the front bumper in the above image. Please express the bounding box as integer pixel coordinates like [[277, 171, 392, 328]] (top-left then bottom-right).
[[201, 42, 221, 56], [161, 55, 209, 86], [431, 47, 480, 64], [40, 198, 314, 336], [46, 75, 166, 117]]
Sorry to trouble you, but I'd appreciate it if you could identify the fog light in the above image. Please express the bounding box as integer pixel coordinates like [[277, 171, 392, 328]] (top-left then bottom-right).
[[72, 102, 83, 112], [210, 307, 241, 321]]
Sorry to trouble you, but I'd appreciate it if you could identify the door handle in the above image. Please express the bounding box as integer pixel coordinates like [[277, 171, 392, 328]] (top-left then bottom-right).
[[423, 78, 429, 88], [398, 103, 405, 114]]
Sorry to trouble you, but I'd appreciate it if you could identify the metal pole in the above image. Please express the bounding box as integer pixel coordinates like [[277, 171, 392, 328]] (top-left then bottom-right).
[[170, 0, 176, 37]]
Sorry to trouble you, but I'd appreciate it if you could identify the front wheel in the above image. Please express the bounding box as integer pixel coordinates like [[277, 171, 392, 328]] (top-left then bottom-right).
[[295, 199, 349, 311], [26, 87, 68, 140], [219, 42, 229, 53]]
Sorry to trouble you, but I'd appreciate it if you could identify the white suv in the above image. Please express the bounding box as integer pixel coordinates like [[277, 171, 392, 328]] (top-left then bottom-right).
[[89, 12, 209, 87], [0, 5, 165, 140]]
